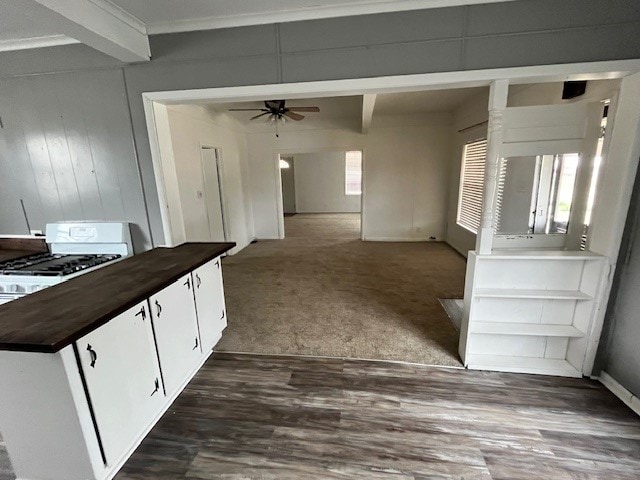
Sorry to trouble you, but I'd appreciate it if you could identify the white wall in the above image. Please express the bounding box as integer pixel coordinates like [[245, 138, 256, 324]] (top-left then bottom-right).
[[164, 105, 254, 253], [293, 151, 361, 213], [445, 80, 622, 256], [247, 114, 453, 241], [446, 89, 490, 256]]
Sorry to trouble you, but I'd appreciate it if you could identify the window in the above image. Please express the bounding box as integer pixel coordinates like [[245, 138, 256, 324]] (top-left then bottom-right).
[[457, 139, 487, 233], [345, 151, 362, 195]]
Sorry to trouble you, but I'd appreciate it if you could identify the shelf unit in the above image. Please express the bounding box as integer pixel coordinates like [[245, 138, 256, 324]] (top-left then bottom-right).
[[459, 250, 607, 377]]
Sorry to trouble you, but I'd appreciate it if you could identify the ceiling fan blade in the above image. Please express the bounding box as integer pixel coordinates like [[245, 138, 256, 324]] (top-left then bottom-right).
[[284, 111, 305, 121], [228, 108, 268, 111], [287, 106, 320, 112], [250, 112, 271, 120]]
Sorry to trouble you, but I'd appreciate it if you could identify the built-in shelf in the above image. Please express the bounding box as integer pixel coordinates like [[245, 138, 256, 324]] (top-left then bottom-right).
[[474, 288, 592, 300], [461, 250, 607, 378], [466, 354, 582, 378], [471, 322, 584, 337]]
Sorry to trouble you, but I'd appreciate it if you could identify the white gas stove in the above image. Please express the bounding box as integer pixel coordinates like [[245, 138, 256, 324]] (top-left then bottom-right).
[[0, 222, 132, 305]]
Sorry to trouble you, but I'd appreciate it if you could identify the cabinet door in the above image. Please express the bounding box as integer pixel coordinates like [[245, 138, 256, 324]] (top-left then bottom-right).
[[150, 273, 202, 397], [192, 256, 227, 352], [78, 301, 164, 466]]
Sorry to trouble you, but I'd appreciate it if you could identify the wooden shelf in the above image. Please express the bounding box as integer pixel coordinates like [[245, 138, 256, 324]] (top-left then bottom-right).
[[471, 322, 584, 337], [479, 250, 605, 261], [474, 288, 592, 300], [466, 354, 582, 378]]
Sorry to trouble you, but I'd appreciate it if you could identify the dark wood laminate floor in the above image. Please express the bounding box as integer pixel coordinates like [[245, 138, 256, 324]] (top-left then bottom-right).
[[116, 353, 640, 480]]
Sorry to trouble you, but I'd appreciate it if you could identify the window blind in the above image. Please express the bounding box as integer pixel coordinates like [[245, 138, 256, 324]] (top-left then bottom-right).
[[457, 139, 487, 233]]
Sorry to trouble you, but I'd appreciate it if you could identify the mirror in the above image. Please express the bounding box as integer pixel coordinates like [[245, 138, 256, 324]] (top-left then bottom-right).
[[496, 154, 580, 235]]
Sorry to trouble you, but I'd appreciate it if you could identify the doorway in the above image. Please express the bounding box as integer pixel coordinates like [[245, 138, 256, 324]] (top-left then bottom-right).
[[277, 150, 363, 239], [279, 156, 296, 215]]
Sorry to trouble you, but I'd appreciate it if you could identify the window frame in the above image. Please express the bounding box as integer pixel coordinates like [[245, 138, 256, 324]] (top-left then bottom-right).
[[345, 151, 363, 196]]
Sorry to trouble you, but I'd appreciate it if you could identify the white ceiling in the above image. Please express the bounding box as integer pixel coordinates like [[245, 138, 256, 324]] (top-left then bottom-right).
[[209, 96, 362, 124], [0, 0, 517, 54], [207, 87, 487, 126], [375, 87, 486, 115]]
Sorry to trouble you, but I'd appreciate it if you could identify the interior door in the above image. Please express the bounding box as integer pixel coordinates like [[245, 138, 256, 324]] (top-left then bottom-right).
[[192, 256, 227, 352], [201, 147, 226, 242], [77, 300, 164, 466], [150, 273, 202, 397], [494, 100, 605, 249]]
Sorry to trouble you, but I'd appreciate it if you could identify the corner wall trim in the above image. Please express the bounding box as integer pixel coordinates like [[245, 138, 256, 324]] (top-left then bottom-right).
[[599, 371, 640, 417]]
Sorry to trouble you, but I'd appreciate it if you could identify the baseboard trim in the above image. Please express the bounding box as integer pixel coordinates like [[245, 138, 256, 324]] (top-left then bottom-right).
[[599, 371, 640, 417], [364, 237, 441, 242]]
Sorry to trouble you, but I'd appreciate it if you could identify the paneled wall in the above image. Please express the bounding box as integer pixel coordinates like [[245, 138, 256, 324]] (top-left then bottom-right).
[[1, 0, 640, 247], [0, 70, 150, 251]]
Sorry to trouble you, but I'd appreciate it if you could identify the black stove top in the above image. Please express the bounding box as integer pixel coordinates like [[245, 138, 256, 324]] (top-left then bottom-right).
[[0, 253, 122, 277]]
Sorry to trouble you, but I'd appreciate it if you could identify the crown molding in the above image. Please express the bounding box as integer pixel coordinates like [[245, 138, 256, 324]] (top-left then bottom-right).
[[87, 0, 147, 34], [0, 35, 80, 52], [146, 0, 517, 35]]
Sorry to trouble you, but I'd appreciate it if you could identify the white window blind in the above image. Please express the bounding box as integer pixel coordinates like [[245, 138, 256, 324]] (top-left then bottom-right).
[[345, 151, 362, 195], [457, 139, 487, 233]]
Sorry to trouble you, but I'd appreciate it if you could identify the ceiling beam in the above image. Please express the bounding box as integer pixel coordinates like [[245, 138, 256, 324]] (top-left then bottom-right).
[[361, 94, 377, 134], [32, 0, 149, 62]]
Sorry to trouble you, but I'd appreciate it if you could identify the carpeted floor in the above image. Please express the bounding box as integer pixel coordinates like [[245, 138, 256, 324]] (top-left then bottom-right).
[[216, 214, 466, 366]]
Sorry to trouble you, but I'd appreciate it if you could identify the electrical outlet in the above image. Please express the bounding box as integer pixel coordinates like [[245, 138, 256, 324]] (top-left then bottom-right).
[[30, 229, 43, 236]]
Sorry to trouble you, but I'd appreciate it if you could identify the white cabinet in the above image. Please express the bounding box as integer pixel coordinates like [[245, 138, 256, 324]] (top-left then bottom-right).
[[150, 273, 202, 396], [77, 301, 164, 466], [459, 250, 607, 377], [192, 257, 227, 352]]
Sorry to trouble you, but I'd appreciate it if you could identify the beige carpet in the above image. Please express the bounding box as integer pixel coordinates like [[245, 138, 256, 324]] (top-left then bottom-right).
[[216, 214, 466, 366]]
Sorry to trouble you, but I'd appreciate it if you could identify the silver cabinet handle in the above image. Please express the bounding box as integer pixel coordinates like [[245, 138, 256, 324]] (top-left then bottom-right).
[[155, 300, 162, 317], [192, 337, 199, 350], [184, 278, 191, 290], [196, 273, 202, 289]]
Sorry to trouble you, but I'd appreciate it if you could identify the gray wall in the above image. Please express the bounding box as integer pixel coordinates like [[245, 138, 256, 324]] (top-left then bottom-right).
[[596, 162, 640, 397], [1, 0, 640, 248], [0, 69, 150, 251]]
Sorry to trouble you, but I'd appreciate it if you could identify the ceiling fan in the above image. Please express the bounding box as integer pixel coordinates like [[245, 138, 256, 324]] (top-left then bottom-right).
[[228, 100, 320, 122]]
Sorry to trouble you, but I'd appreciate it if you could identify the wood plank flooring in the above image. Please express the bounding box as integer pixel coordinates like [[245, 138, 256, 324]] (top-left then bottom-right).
[[115, 353, 640, 480]]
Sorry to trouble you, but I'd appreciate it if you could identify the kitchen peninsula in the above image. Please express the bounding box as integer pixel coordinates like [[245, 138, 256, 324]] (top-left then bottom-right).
[[0, 242, 234, 480]]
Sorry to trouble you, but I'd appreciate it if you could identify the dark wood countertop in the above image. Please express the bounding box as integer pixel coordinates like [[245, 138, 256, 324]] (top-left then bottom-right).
[[0, 237, 48, 262], [0, 242, 235, 353], [0, 250, 38, 263]]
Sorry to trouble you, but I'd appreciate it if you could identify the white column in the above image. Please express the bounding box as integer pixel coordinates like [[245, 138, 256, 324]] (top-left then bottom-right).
[[476, 79, 509, 255]]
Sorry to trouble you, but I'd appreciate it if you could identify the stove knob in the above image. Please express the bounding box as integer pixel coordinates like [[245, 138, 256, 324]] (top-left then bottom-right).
[[7, 284, 19, 294], [26, 285, 42, 294]]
